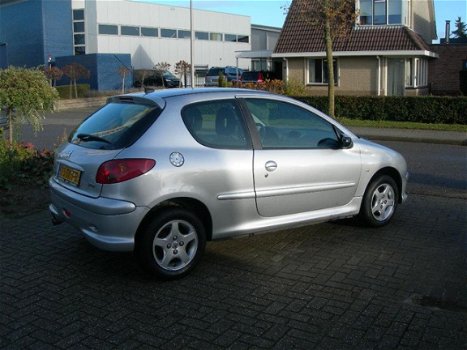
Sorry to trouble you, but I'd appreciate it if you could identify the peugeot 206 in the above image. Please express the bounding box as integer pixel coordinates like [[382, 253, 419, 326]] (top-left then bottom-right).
[[49, 88, 408, 279]]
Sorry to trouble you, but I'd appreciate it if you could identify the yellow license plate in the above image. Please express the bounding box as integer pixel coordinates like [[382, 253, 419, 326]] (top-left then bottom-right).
[[58, 165, 81, 186]]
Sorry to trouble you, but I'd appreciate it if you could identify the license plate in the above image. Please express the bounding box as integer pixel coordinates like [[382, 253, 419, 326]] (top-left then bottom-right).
[[58, 165, 81, 186]]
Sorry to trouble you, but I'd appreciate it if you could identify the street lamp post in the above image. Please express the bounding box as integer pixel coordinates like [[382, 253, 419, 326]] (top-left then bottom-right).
[[190, 0, 195, 88]]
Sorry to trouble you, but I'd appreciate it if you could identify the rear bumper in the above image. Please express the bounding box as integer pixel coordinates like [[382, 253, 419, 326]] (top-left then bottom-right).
[[49, 178, 149, 251]]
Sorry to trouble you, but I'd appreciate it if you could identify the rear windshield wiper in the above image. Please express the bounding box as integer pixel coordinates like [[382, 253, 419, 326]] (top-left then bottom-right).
[[76, 133, 112, 144]]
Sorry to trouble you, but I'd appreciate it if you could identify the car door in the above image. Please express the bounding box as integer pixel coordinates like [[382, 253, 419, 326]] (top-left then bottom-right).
[[242, 98, 362, 217]]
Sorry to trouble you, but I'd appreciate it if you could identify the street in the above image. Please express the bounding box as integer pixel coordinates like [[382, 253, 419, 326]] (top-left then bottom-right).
[[1, 109, 466, 349]]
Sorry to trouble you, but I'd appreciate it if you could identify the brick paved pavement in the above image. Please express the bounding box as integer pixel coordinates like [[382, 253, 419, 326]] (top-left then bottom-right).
[[1, 194, 466, 349]]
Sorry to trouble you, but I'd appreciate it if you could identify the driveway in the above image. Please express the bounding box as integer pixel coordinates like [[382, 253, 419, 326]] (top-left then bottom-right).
[[1, 192, 466, 349], [2, 113, 467, 349]]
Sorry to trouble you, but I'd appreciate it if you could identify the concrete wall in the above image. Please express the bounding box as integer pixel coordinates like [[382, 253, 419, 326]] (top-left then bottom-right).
[[286, 57, 379, 96], [83, 0, 251, 70], [429, 44, 467, 95], [412, 0, 436, 43], [0, 0, 73, 67]]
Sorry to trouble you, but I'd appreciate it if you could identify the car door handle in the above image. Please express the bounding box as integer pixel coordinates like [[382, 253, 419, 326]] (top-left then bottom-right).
[[265, 161, 277, 172]]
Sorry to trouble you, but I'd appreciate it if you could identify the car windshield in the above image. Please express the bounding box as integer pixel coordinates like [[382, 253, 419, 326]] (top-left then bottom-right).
[[69, 102, 162, 150], [163, 71, 177, 79], [241, 72, 258, 80]]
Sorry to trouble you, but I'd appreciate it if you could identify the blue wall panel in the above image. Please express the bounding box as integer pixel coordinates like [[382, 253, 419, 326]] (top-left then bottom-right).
[[55, 54, 133, 91], [0, 43, 7, 68], [0, 0, 44, 67], [42, 0, 73, 64], [0, 0, 73, 67]]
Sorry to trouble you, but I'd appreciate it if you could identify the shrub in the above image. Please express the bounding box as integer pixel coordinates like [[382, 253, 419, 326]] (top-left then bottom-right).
[[55, 84, 90, 99], [294, 96, 467, 124], [0, 140, 53, 190]]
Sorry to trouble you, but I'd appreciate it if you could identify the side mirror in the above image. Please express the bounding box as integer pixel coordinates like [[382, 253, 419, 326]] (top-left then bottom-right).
[[340, 136, 353, 149]]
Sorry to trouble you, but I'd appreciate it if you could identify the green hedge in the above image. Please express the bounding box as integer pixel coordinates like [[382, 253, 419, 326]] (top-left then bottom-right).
[[294, 96, 467, 125], [55, 84, 90, 99]]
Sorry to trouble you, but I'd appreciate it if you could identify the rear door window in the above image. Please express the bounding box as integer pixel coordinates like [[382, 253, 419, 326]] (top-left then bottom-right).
[[182, 100, 251, 149], [69, 102, 161, 150]]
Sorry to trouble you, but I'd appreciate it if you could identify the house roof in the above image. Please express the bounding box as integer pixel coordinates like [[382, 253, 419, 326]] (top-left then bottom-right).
[[274, 0, 431, 55]]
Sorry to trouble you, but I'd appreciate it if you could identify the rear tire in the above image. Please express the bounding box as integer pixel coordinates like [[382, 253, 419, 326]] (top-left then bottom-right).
[[359, 175, 398, 227], [136, 209, 206, 279]]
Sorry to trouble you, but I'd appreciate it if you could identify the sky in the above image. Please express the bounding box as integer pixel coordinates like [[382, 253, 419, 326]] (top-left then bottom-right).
[[142, 0, 467, 42]]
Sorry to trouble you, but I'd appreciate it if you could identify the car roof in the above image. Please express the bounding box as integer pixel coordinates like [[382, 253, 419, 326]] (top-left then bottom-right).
[[116, 88, 268, 107]]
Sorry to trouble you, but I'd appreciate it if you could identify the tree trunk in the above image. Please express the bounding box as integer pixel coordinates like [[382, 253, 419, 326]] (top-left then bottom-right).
[[74, 79, 78, 99], [8, 109, 13, 143], [122, 72, 126, 94], [324, 1, 335, 118], [69, 81, 73, 99]]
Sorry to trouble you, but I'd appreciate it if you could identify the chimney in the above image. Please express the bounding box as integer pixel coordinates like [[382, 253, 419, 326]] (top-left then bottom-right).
[[445, 20, 450, 44]]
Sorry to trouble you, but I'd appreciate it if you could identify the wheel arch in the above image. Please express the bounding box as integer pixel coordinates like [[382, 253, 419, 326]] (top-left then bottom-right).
[[135, 197, 213, 247], [367, 167, 403, 203]]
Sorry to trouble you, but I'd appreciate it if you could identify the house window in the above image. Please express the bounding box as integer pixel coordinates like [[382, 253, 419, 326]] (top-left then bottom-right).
[[405, 58, 428, 88], [73, 9, 85, 56], [358, 0, 402, 25], [388, 0, 402, 24], [72, 9, 84, 21], [121, 26, 140, 36], [405, 59, 413, 87], [161, 28, 177, 38], [195, 31, 209, 40], [308, 58, 338, 85], [99, 24, 118, 35], [225, 34, 237, 42], [416, 58, 428, 87], [210, 32, 222, 41], [178, 30, 191, 39], [141, 27, 158, 37], [360, 0, 373, 24], [373, 0, 386, 25], [238, 35, 249, 43]]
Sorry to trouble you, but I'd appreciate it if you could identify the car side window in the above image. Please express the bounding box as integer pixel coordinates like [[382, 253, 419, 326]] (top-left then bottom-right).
[[244, 99, 340, 149], [182, 100, 250, 149]]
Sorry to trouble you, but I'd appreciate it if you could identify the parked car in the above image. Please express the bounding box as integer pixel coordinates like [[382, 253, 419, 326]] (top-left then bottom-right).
[[49, 88, 408, 279], [205, 66, 243, 86], [239, 70, 278, 84], [134, 71, 180, 88]]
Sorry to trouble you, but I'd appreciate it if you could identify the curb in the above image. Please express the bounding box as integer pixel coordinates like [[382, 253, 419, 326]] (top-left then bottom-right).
[[357, 134, 467, 146], [55, 97, 108, 111]]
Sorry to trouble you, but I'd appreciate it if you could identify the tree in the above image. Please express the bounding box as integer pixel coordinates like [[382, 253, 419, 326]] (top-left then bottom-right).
[[452, 17, 467, 38], [118, 66, 130, 93], [175, 60, 191, 87], [40, 66, 63, 87], [62, 63, 90, 99], [153, 62, 171, 88], [0, 67, 59, 143], [292, 0, 356, 117]]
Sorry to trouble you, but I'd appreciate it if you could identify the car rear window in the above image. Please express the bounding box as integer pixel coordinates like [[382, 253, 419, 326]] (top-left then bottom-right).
[[69, 102, 162, 150], [182, 100, 250, 150], [207, 68, 221, 76]]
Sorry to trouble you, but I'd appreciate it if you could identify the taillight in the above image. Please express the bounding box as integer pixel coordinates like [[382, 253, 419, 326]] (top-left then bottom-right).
[[258, 72, 264, 83], [96, 159, 156, 184]]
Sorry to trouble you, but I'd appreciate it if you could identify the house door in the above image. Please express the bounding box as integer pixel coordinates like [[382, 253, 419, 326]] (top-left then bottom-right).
[[387, 58, 405, 96]]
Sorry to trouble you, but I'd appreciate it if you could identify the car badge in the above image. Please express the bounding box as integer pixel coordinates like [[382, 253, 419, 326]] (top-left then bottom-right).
[[169, 152, 184, 167]]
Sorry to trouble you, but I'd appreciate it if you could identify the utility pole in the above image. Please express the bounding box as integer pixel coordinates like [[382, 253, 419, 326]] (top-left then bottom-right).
[[190, 0, 195, 88]]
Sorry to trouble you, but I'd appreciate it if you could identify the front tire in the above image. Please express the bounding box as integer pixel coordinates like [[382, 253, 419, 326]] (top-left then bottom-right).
[[136, 209, 206, 279], [359, 175, 398, 227]]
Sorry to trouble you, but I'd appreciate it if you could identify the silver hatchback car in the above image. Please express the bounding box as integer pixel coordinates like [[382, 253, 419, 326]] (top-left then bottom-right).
[[50, 88, 408, 279]]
